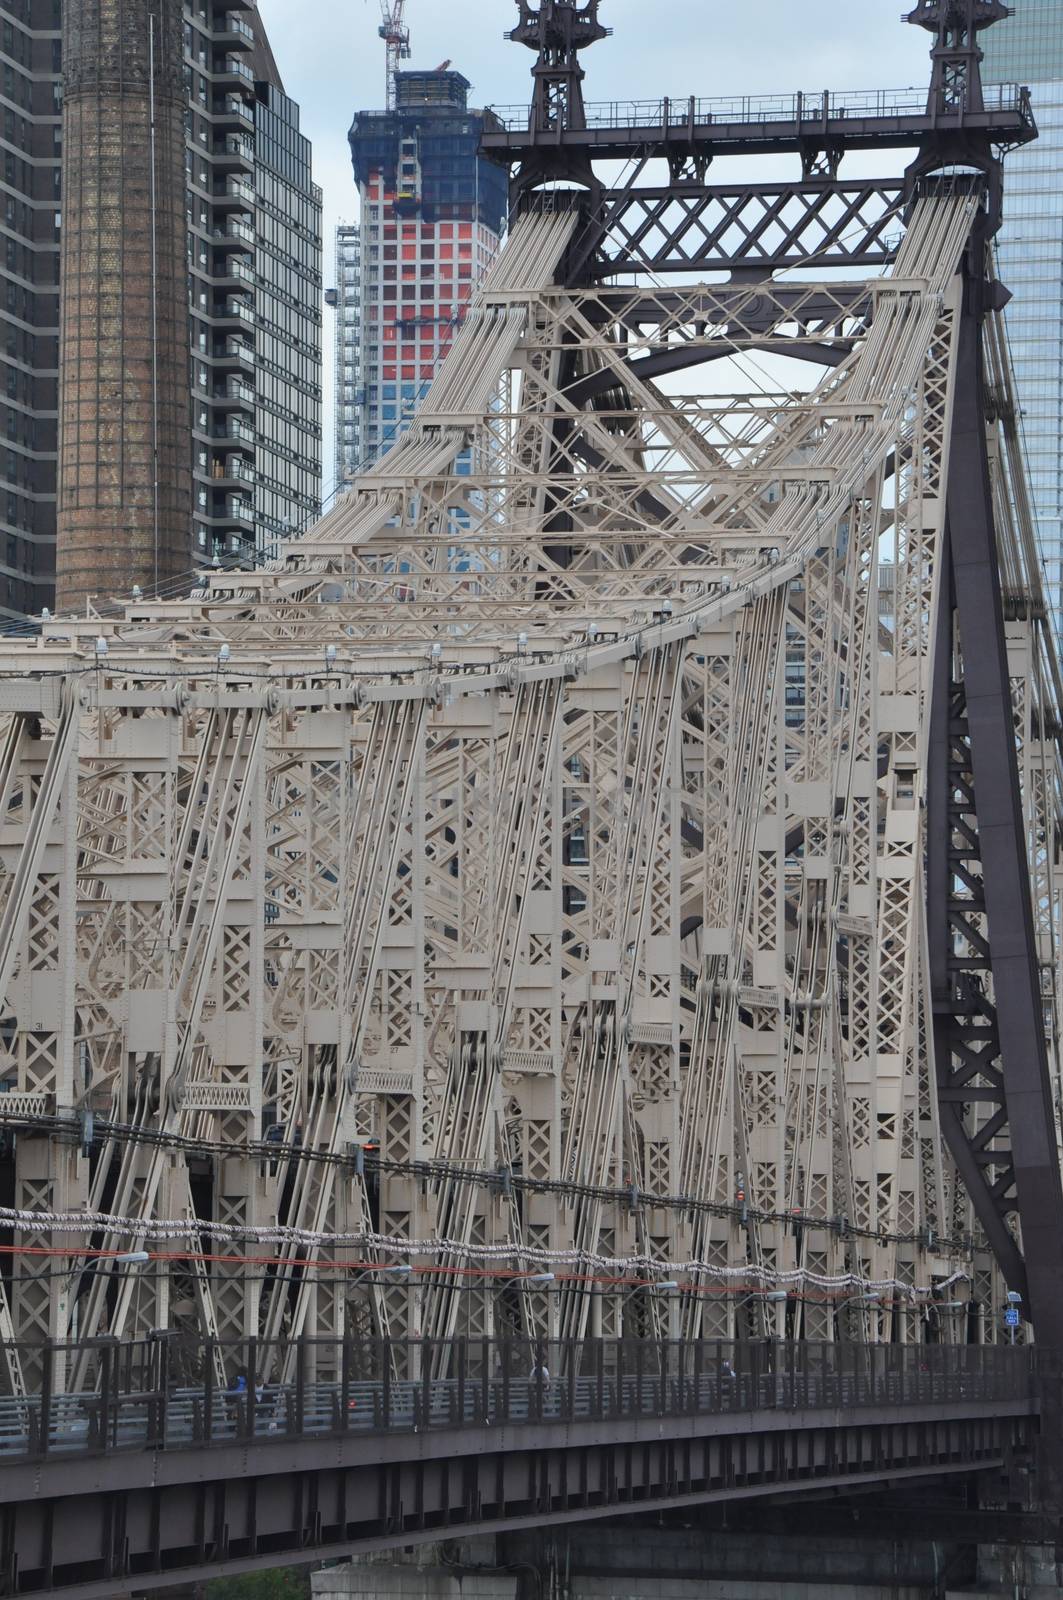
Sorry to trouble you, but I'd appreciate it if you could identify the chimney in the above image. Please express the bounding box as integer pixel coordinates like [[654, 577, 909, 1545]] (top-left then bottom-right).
[[57, 0, 192, 610]]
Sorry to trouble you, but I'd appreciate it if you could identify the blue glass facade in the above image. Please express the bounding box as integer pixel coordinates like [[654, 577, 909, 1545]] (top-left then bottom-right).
[[983, 4, 1063, 635]]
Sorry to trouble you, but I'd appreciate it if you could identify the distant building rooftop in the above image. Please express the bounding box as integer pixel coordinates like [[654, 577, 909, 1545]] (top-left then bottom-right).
[[348, 66, 507, 234], [395, 70, 472, 111]]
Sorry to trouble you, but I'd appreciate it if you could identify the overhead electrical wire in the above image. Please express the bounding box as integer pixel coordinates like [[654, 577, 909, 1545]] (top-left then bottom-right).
[[0, 1107, 973, 1258], [0, 1212, 969, 1302], [0, 1242, 967, 1309]]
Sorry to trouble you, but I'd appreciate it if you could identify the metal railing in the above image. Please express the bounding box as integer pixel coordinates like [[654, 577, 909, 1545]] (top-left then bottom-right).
[[220, 12, 255, 42], [484, 84, 1029, 133], [0, 1338, 1037, 1466]]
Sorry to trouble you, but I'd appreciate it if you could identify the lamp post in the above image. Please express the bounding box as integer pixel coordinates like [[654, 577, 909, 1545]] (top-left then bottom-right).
[[935, 1300, 967, 1346], [656, 1281, 680, 1342], [845, 1291, 880, 1346], [764, 1288, 788, 1341]]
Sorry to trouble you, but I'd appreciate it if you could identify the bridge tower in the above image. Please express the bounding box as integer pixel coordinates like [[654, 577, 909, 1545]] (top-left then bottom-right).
[[508, 0, 610, 138], [477, 0, 1063, 1351]]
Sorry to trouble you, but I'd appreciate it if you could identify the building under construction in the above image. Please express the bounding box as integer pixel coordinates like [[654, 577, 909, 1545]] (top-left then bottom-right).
[[328, 223, 364, 486], [346, 67, 507, 468]]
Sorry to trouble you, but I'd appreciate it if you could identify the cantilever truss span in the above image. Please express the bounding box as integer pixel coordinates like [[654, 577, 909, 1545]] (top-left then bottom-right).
[[0, 173, 1061, 1391]]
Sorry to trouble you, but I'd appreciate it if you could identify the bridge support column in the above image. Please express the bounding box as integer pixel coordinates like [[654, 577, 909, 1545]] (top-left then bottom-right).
[[130, 1588, 205, 1599], [312, 1527, 991, 1600], [948, 1543, 1063, 1596], [312, 1542, 518, 1600]]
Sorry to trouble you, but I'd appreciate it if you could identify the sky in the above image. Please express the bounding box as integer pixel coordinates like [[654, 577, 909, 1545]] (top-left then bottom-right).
[[254, 0, 934, 497]]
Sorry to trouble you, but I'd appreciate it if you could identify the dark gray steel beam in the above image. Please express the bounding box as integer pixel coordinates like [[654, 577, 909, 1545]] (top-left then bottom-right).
[[561, 180, 905, 281], [482, 105, 1034, 167], [0, 1409, 1032, 1599], [933, 267, 1063, 1343], [640, 1497, 1063, 1548], [1, 1393, 1035, 1502]]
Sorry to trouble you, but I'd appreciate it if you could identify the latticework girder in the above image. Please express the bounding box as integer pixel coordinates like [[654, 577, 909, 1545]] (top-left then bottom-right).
[[0, 170, 1060, 1377]]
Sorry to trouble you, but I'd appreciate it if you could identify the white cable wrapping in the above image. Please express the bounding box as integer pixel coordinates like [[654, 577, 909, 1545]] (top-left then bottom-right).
[[0, 1207, 968, 1300]]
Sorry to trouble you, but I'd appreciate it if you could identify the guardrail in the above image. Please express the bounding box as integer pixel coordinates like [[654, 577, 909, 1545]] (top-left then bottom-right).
[[483, 84, 1030, 134], [0, 1337, 1037, 1465]]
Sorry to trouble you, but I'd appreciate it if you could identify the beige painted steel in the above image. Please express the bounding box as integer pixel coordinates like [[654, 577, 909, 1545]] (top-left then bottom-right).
[[0, 197, 1059, 1377]]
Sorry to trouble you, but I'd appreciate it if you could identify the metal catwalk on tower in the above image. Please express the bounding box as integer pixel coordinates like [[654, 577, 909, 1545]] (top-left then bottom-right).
[[0, 0, 1060, 1398]]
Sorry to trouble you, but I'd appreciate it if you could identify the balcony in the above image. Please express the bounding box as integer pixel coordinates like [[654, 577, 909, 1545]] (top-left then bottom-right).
[[214, 176, 254, 210], [212, 133, 254, 169], [214, 218, 255, 251], [226, 497, 255, 526], [214, 338, 255, 370], [205, 254, 255, 288], [206, 455, 256, 487], [215, 11, 256, 45], [215, 297, 256, 327], [214, 96, 254, 130], [197, 501, 253, 529], [213, 376, 256, 411], [213, 54, 255, 86], [211, 418, 256, 446]]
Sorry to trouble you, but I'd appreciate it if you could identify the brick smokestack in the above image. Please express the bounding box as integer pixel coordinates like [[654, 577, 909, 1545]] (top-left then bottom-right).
[[57, 0, 191, 610]]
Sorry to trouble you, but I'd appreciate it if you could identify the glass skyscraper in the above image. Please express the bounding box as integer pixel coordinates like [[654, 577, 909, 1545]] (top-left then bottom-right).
[[983, 2, 1063, 635], [250, 83, 322, 549], [0, 0, 61, 622]]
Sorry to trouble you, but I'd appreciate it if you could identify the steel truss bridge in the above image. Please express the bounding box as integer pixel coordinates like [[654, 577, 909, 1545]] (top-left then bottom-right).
[[1, 0, 1063, 1581]]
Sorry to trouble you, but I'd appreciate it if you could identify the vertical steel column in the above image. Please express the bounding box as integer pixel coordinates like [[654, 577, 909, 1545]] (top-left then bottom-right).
[[929, 249, 1063, 1346]]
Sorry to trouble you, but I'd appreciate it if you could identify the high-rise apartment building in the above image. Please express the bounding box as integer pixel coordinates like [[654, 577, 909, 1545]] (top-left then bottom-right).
[[185, 1, 322, 565], [983, 1, 1063, 635], [327, 222, 363, 487], [246, 79, 322, 548], [347, 69, 507, 470], [0, 0, 61, 621], [0, 0, 322, 625]]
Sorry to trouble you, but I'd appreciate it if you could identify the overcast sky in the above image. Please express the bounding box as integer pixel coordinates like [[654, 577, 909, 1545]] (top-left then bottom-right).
[[254, 0, 933, 496]]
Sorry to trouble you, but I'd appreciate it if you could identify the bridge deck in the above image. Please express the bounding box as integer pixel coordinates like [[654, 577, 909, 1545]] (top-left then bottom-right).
[[0, 1335, 1036, 1468], [0, 1343, 1040, 1598]]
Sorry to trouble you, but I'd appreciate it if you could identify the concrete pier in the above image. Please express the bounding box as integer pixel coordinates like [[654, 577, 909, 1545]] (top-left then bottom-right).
[[311, 1526, 1062, 1600]]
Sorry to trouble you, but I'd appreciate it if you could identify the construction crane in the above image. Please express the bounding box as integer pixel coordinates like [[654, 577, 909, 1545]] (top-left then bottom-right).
[[377, 0, 411, 110]]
